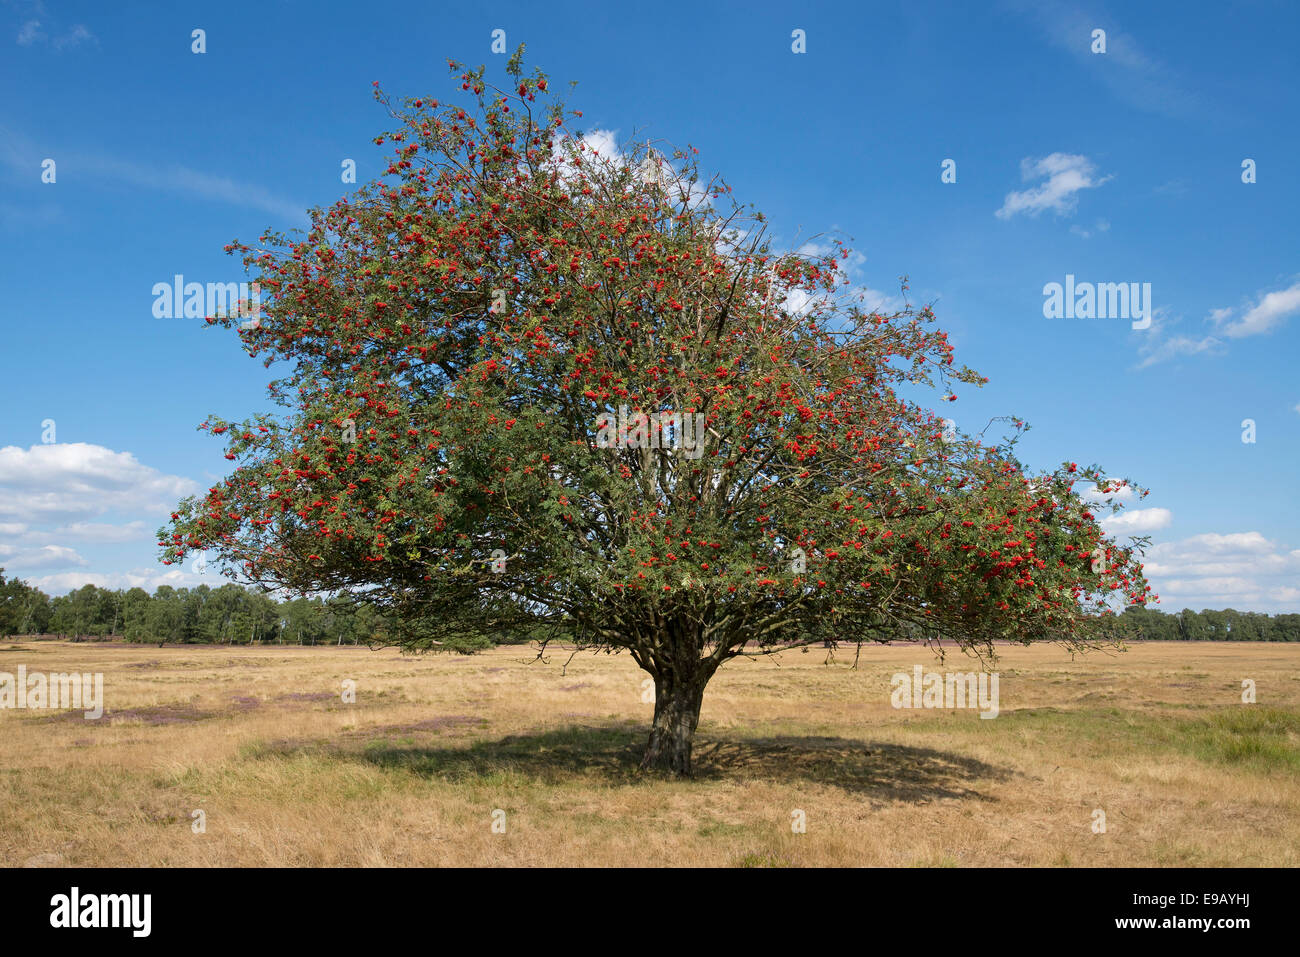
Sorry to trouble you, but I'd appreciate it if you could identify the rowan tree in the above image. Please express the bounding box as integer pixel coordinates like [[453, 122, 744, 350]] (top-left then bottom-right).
[[159, 50, 1153, 775]]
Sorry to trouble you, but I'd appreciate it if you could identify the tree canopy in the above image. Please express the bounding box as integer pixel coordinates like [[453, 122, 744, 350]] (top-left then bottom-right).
[[158, 51, 1153, 773]]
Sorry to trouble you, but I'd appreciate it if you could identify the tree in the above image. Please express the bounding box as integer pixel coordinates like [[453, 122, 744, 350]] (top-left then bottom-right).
[[94, 587, 121, 636], [147, 586, 185, 647], [158, 52, 1152, 775], [0, 569, 51, 636], [122, 587, 152, 642], [0, 570, 21, 635], [1116, 604, 1178, 641], [51, 584, 104, 639], [1271, 614, 1300, 642]]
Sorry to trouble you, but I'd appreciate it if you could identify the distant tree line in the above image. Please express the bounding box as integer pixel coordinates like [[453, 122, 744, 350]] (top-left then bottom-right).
[[0, 568, 506, 650], [1113, 604, 1300, 641], [2, 569, 1297, 646]]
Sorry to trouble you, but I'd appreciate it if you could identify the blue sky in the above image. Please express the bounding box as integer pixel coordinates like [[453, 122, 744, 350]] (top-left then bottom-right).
[[1, 0, 1297, 612]]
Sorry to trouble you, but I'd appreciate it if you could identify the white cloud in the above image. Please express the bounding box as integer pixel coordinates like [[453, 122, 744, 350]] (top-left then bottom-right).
[[786, 242, 905, 316], [0, 444, 227, 593], [28, 565, 226, 597], [548, 132, 709, 213], [795, 241, 837, 259], [996, 153, 1111, 220], [783, 287, 817, 316], [714, 227, 749, 256], [25, 556, 233, 595], [49, 521, 150, 543], [16, 19, 41, 45], [1131, 276, 1300, 364], [83, 154, 305, 222], [856, 286, 900, 313], [13, 14, 96, 50], [549, 128, 624, 185], [1085, 484, 1171, 535], [1188, 532, 1277, 554], [1010, 1, 1203, 118], [1143, 532, 1300, 612], [1158, 576, 1258, 597], [0, 129, 304, 222], [1102, 507, 1172, 533], [1082, 483, 1137, 503], [51, 23, 93, 50], [1134, 307, 1223, 369], [0, 544, 87, 569], [579, 129, 620, 165], [1208, 280, 1300, 339], [1137, 333, 1223, 368], [0, 443, 198, 521], [1069, 218, 1110, 239]]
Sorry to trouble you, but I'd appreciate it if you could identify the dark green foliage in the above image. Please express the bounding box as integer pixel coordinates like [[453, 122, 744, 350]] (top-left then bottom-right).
[[0, 569, 490, 650], [1115, 604, 1300, 642], [1, 566, 1294, 646]]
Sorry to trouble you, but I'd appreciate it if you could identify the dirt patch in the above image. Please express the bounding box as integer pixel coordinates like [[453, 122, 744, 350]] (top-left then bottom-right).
[[274, 692, 337, 703], [104, 704, 214, 726], [366, 715, 485, 735]]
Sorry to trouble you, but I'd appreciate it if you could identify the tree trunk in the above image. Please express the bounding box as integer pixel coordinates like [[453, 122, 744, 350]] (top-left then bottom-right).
[[639, 670, 706, 776]]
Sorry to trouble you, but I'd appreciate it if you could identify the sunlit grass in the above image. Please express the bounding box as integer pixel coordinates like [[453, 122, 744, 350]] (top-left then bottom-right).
[[0, 640, 1296, 866]]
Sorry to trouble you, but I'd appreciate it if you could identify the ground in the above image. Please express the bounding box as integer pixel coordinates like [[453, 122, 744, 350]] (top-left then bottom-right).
[[1, 639, 1296, 867]]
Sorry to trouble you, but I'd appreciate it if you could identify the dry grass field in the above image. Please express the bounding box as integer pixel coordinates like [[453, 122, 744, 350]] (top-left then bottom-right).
[[1, 639, 1296, 867]]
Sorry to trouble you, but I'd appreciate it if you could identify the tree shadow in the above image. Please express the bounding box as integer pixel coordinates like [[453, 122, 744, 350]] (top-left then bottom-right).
[[690, 736, 1011, 802], [261, 720, 1012, 802]]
